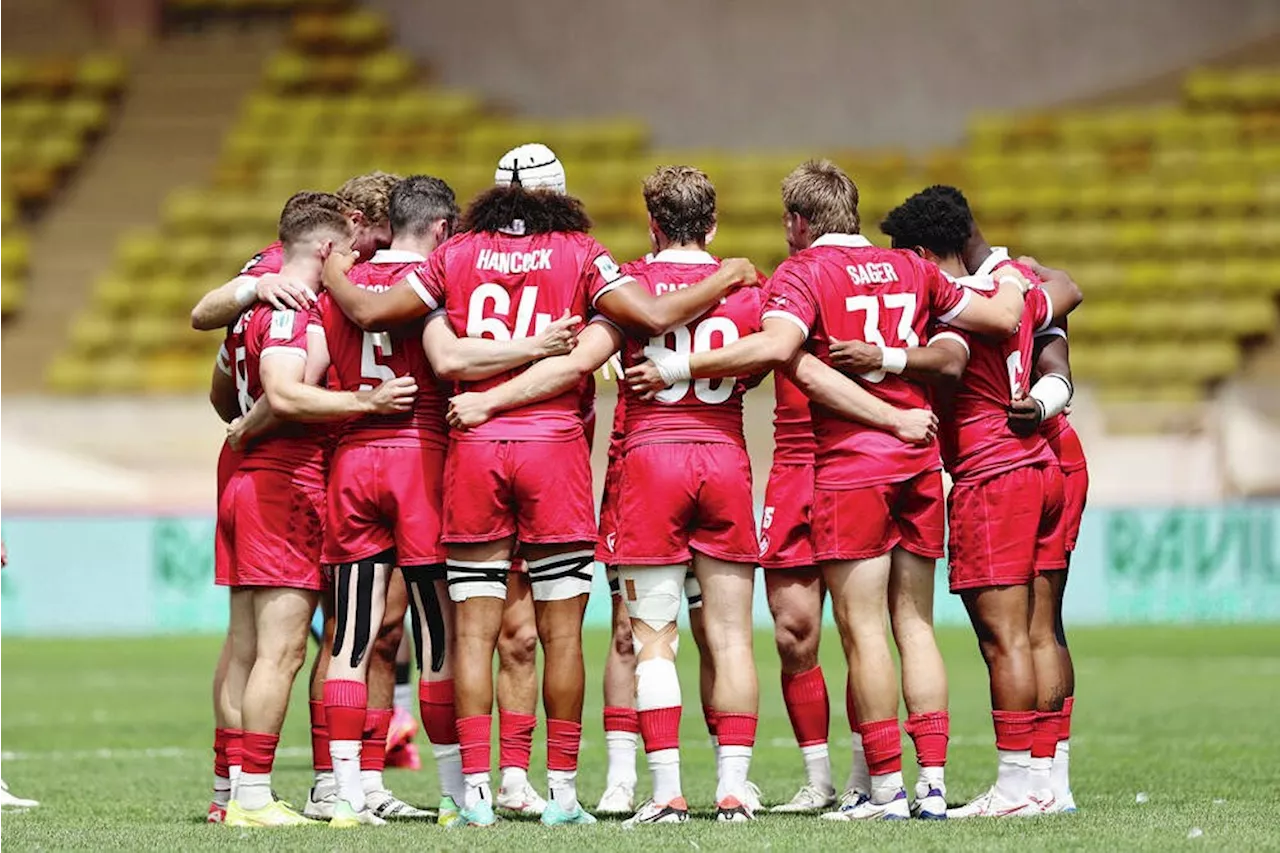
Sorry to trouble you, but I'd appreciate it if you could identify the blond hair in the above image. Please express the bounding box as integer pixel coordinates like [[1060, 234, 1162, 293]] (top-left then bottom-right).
[[643, 165, 717, 245], [781, 159, 860, 237], [335, 170, 402, 226]]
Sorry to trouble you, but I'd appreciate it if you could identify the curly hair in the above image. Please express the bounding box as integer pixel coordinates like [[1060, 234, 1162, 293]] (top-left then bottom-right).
[[880, 185, 973, 257], [335, 171, 402, 226], [461, 185, 591, 235], [643, 165, 716, 245]]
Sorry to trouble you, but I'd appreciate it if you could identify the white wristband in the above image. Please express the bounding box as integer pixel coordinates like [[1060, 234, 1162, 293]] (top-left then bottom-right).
[[995, 270, 1030, 294], [235, 281, 257, 307], [1029, 373, 1072, 419], [644, 346, 692, 386], [881, 346, 907, 374]]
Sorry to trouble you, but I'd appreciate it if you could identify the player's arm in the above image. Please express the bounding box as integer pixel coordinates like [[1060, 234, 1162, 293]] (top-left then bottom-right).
[[190, 274, 317, 331], [1019, 256, 1084, 320], [786, 352, 938, 444], [446, 322, 624, 430], [829, 333, 970, 386], [624, 316, 805, 396], [1008, 319, 1073, 436], [259, 350, 417, 422], [595, 258, 758, 336], [423, 310, 581, 381], [945, 267, 1033, 338], [209, 346, 241, 424], [320, 250, 429, 330]]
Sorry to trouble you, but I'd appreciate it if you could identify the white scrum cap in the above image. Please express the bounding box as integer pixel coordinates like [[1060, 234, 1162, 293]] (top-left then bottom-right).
[[494, 143, 566, 194]]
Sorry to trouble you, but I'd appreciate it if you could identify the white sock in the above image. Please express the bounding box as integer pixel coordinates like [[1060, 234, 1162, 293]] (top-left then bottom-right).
[[1051, 739, 1071, 798], [433, 744, 465, 802], [648, 748, 682, 803], [846, 733, 870, 793], [213, 774, 231, 807], [312, 770, 335, 795], [229, 764, 242, 789], [716, 745, 752, 802], [917, 764, 945, 797], [463, 771, 491, 809], [605, 731, 639, 790], [800, 743, 833, 793], [1028, 756, 1052, 797], [500, 765, 528, 792], [547, 769, 579, 811], [870, 770, 904, 804], [394, 683, 413, 713], [236, 771, 273, 811], [995, 749, 1031, 801], [711, 735, 722, 780], [330, 740, 364, 810], [360, 769, 387, 796]]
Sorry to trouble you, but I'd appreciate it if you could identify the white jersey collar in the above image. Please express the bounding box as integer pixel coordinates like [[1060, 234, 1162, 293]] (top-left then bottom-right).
[[650, 248, 716, 265], [369, 249, 426, 264], [972, 246, 1011, 278], [810, 232, 873, 249]]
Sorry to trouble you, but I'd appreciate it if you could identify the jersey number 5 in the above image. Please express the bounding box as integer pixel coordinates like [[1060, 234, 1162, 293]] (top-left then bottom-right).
[[360, 332, 395, 390], [649, 316, 740, 404], [844, 293, 920, 383]]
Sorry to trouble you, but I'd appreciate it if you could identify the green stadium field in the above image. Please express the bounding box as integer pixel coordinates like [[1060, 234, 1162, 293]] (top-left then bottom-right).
[[2, 626, 1277, 851]]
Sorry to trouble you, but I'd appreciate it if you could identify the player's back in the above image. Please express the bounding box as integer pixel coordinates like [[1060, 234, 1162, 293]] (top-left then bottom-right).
[[619, 251, 763, 449], [436, 229, 626, 441], [321, 250, 448, 446], [772, 372, 815, 465], [941, 266, 1057, 482], [224, 303, 326, 486]]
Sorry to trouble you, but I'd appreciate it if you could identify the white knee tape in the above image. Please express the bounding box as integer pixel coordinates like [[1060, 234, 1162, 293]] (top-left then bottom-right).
[[445, 559, 511, 602], [526, 550, 594, 602], [618, 565, 685, 630], [684, 570, 703, 611], [635, 657, 682, 711]]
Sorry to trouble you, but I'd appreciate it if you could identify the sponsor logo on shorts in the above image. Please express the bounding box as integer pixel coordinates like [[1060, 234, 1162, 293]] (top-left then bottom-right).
[[604, 532, 616, 552], [761, 506, 775, 529]]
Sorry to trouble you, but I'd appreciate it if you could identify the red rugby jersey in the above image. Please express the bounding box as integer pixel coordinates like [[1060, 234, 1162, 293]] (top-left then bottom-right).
[[238, 241, 284, 277], [224, 304, 327, 488], [771, 372, 815, 465], [317, 249, 449, 447], [617, 249, 764, 450], [405, 229, 631, 442], [762, 233, 969, 489]]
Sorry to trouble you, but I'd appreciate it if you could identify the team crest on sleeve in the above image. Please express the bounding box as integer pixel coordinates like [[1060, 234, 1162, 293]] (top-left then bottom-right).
[[594, 254, 623, 282], [270, 309, 296, 340], [239, 254, 264, 274]]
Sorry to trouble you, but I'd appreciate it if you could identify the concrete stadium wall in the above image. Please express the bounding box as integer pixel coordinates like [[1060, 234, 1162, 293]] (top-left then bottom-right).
[[371, 0, 1280, 150]]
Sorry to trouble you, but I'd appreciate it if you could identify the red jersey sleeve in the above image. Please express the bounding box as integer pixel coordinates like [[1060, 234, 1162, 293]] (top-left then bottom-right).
[[921, 257, 971, 325], [257, 307, 311, 361], [239, 242, 284, 277], [403, 250, 445, 310], [584, 239, 633, 307], [760, 262, 816, 337]]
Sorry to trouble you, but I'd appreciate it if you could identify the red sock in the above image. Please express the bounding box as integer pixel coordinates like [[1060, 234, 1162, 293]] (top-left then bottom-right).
[[904, 710, 949, 767], [781, 666, 830, 748], [858, 718, 902, 776], [309, 700, 332, 772], [213, 727, 234, 778], [992, 710, 1036, 752], [1059, 696, 1074, 742], [845, 676, 860, 731], [362, 708, 392, 771], [1031, 711, 1059, 760], [323, 679, 368, 742], [603, 705, 640, 735], [240, 731, 279, 775], [704, 706, 719, 739], [546, 718, 582, 772], [638, 706, 681, 752], [419, 680, 458, 745], [498, 710, 535, 771], [457, 714, 491, 775], [715, 712, 758, 747], [225, 727, 244, 770]]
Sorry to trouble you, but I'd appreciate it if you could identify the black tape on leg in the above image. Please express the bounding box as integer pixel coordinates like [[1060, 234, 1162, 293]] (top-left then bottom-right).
[[403, 565, 448, 674], [424, 579, 445, 673], [345, 560, 381, 670], [332, 563, 352, 660]]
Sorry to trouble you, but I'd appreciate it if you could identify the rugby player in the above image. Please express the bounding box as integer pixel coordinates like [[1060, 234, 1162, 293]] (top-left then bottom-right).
[[625, 160, 1032, 821], [322, 144, 758, 827], [213, 198, 418, 827]]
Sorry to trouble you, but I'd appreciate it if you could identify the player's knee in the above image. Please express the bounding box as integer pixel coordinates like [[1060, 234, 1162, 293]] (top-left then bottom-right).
[[619, 565, 684, 632], [610, 617, 635, 660], [372, 622, 402, 664], [499, 621, 538, 667], [772, 608, 820, 665], [257, 633, 308, 677]]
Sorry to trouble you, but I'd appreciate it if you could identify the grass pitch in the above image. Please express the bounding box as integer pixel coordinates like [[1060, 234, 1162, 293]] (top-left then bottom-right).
[[2, 625, 1277, 851]]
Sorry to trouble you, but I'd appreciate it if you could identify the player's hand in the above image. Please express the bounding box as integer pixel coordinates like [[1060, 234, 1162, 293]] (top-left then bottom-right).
[[446, 391, 496, 430], [890, 408, 938, 445], [1006, 392, 1044, 437], [829, 338, 883, 374], [532, 310, 581, 358], [624, 359, 667, 400], [320, 247, 361, 290], [255, 273, 315, 311], [598, 352, 624, 382], [366, 375, 418, 414], [718, 257, 759, 290], [226, 416, 248, 452]]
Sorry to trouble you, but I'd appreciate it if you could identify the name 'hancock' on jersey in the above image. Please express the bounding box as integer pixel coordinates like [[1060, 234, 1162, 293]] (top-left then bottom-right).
[[406, 229, 630, 442], [618, 249, 764, 451], [319, 249, 449, 447], [762, 233, 972, 489]]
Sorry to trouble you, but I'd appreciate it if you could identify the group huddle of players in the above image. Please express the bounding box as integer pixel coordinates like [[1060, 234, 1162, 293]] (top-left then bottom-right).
[[193, 142, 1087, 829]]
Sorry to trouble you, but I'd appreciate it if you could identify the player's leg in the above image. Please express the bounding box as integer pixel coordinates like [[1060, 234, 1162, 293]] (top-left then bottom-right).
[[210, 482, 245, 821], [617, 563, 690, 827], [220, 588, 256, 796], [889, 547, 949, 818], [233, 586, 318, 824], [766, 568, 836, 811], [304, 592, 337, 818], [597, 571, 639, 814], [821, 554, 908, 820], [1027, 465, 1068, 810], [495, 570, 544, 815], [1049, 562, 1076, 810], [209, 631, 235, 821], [403, 566, 461, 818], [386, 629, 420, 770]]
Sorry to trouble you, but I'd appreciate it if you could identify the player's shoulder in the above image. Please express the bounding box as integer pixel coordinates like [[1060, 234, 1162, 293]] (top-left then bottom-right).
[[239, 240, 284, 275], [994, 257, 1044, 287]]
